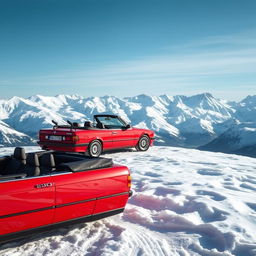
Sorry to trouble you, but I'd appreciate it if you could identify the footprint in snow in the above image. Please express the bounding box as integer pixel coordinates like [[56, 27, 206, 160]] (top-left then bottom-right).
[[240, 183, 256, 191], [145, 171, 162, 178], [246, 202, 256, 212], [155, 186, 181, 196], [164, 181, 183, 186], [197, 168, 223, 176], [223, 185, 241, 191], [240, 177, 256, 185], [196, 190, 226, 201]]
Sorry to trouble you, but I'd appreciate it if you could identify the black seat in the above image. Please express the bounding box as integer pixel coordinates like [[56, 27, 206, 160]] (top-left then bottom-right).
[[40, 153, 56, 175], [23, 153, 40, 176], [5, 147, 26, 174]]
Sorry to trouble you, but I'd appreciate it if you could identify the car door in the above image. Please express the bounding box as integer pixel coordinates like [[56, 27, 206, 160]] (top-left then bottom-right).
[[52, 171, 97, 223], [94, 116, 136, 149], [0, 175, 55, 236], [95, 129, 114, 150], [111, 128, 136, 149]]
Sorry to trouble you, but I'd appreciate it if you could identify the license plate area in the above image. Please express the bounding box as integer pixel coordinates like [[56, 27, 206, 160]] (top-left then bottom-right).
[[49, 135, 62, 141]]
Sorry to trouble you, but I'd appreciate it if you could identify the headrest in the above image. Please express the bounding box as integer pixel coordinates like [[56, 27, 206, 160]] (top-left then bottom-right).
[[40, 153, 55, 168], [14, 147, 26, 161], [73, 122, 80, 128], [26, 153, 39, 167], [84, 121, 93, 128]]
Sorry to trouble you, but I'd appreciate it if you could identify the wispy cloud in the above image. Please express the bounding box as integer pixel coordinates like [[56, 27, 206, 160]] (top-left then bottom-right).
[[6, 30, 256, 100]]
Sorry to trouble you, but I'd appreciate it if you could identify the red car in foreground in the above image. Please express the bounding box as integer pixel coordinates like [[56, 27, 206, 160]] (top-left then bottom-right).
[[38, 114, 154, 157], [0, 147, 132, 243]]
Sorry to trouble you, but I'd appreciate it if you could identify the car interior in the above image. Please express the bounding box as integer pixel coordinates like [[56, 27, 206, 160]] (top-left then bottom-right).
[[0, 147, 113, 181], [52, 115, 129, 130]]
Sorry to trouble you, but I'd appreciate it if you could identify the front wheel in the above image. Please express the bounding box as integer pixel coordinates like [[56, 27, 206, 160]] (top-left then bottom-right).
[[87, 140, 102, 157], [135, 135, 150, 151]]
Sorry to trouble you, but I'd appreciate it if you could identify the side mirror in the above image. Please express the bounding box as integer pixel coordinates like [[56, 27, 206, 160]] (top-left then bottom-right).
[[126, 124, 131, 129]]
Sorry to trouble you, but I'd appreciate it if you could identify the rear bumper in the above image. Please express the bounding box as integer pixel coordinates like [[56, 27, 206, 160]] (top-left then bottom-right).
[[38, 141, 88, 152]]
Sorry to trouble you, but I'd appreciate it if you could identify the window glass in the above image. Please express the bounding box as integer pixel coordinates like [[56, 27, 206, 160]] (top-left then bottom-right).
[[97, 116, 125, 128]]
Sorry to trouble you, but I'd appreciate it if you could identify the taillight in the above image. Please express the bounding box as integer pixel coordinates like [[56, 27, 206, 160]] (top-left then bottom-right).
[[39, 134, 48, 141], [72, 135, 79, 142], [127, 175, 132, 188]]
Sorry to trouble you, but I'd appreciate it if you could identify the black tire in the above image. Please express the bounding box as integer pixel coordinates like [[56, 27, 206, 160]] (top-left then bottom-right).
[[87, 140, 102, 157], [136, 135, 150, 151]]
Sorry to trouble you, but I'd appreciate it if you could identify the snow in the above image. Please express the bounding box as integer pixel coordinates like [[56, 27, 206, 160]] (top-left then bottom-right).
[[0, 146, 256, 256], [0, 121, 34, 146]]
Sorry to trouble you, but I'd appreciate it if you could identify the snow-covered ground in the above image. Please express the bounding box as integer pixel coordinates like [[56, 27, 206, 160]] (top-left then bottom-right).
[[0, 146, 256, 256]]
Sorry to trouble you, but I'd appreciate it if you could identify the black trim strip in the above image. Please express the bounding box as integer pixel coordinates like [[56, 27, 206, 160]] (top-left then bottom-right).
[[38, 141, 89, 147], [0, 208, 125, 244], [39, 137, 152, 146], [97, 192, 129, 200], [0, 206, 54, 220], [0, 192, 130, 219], [55, 198, 96, 208], [104, 138, 139, 143], [112, 138, 140, 142], [56, 192, 129, 208]]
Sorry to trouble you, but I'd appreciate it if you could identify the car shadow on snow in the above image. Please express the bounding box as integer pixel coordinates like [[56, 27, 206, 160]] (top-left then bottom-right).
[[0, 222, 88, 251]]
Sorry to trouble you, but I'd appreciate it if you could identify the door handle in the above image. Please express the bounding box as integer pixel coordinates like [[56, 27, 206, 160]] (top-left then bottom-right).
[[112, 132, 117, 134]]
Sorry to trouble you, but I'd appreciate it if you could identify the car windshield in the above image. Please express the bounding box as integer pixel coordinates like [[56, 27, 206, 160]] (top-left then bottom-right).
[[96, 116, 126, 129]]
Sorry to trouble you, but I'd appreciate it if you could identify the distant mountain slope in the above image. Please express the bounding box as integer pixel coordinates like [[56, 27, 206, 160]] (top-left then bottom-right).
[[199, 122, 256, 157], [0, 120, 34, 147], [0, 93, 255, 157]]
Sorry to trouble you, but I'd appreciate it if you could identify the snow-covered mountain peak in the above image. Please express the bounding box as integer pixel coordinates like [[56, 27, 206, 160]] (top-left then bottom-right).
[[125, 94, 155, 107], [0, 93, 256, 156], [241, 95, 256, 105]]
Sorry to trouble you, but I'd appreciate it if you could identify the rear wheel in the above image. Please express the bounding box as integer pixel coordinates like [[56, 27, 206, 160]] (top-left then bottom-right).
[[136, 135, 150, 151], [87, 140, 102, 157]]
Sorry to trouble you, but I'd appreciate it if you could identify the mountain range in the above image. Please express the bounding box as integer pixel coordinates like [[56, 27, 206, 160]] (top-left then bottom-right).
[[0, 93, 255, 157]]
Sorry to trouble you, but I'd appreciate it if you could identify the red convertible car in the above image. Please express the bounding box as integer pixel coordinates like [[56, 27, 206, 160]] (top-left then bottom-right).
[[38, 114, 154, 157], [0, 147, 132, 243]]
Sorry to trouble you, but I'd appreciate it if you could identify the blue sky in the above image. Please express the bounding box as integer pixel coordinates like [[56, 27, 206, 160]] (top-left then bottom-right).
[[0, 0, 255, 100]]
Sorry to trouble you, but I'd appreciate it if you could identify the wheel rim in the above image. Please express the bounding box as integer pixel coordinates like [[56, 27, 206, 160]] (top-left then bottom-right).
[[90, 141, 101, 156], [92, 144, 99, 154], [139, 137, 149, 150]]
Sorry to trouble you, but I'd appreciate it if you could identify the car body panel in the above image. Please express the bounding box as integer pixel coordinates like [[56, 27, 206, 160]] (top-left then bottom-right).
[[38, 120, 154, 154], [0, 151, 131, 242], [52, 165, 129, 223], [0, 176, 55, 236]]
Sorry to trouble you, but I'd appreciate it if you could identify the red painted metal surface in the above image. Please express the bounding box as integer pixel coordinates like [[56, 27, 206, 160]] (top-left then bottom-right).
[[53, 165, 129, 223], [38, 127, 154, 153], [0, 176, 55, 235], [0, 164, 131, 237]]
